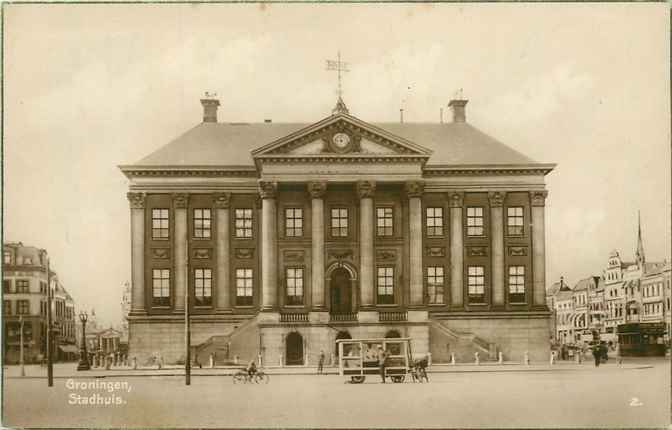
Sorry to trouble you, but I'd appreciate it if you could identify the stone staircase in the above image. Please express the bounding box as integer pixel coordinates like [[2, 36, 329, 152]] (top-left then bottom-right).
[[193, 316, 258, 366], [431, 321, 498, 363]]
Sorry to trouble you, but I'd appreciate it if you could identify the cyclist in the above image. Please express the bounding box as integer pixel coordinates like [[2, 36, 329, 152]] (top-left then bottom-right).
[[246, 359, 258, 380]]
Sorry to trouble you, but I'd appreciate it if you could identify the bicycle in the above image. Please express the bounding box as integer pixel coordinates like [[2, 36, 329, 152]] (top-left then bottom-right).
[[232, 369, 270, 384]]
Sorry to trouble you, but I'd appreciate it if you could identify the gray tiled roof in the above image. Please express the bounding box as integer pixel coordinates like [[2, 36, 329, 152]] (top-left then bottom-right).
[[134, 120, 537, 167]]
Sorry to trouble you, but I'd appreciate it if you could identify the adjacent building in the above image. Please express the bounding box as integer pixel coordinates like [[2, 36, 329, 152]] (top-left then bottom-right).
[[119, 95, 555, 365], [2, 242, 78, 363]]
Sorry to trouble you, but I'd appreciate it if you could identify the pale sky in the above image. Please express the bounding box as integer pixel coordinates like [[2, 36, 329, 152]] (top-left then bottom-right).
[[4, 3, 670, 326]]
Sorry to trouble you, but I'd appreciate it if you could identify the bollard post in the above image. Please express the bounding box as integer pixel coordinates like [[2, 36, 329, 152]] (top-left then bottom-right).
[[234, 355, 239, 365], [474, 352, 480, 365], [498, 351, 503, 364], [524, 351, 530, 366], [450, 352, 455, 365], [427, 353, 432, 367], [258, 354, 262, 367], [330, 353, 335, 367], [304, 353, 309, 367], [279, 353, 283, 367], [132, 357, 137, 370]]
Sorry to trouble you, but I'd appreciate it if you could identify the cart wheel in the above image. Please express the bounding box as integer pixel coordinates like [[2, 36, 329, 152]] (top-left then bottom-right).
[[351, 375, 365, 384], [391, 375, 405, 383], [232, 371, 247, 384]]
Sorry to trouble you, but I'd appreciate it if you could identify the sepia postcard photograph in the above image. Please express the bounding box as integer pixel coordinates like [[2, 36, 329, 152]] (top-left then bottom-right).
[[1, 1, 670, 428]]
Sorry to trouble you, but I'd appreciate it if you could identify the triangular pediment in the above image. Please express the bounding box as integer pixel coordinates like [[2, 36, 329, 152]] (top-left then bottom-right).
[[251, 113, 432, 159]]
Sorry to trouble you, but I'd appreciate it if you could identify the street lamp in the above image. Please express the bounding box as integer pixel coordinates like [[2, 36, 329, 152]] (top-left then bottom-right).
[[77, 311, 90, 371]]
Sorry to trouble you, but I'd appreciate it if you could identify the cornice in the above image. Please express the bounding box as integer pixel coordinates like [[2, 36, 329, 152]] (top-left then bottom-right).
[[256, 154, 430, 164], [423, 163, 556, 177], [119, 165, 258, 178]]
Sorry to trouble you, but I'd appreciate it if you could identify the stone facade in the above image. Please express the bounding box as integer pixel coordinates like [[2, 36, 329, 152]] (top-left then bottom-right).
[[119, 96, 555, 365]]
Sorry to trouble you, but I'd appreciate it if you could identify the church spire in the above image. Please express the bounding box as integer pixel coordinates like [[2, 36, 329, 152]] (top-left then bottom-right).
[[636, 210, 646, 267]]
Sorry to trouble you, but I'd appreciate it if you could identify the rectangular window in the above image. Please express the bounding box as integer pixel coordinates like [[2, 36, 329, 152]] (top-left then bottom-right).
[[426, 266, 445, 304], [507, 207, 524, 236], [3, 280, 11, 293], [331, 208, 349, 237], [16, 280, 29, 294], [508, 266, 526, 303], [467, 266, 485, 303], [235, 209, 253, 238], [285, 208, 304, 237], [3, 300, 11, 315], [236, 269, 253, 306], [426, 207, 444, 236], [152, 209, 170, 240], [285, 268, 304, 306], [466, 207, 484, 236], [377, 267, 395, 305], [17, 300, 29, 315], [3, 251, 10, 265], [193, 209, 212, 239], [194, 268, 212, 306], [40, 282, 47, 295], [376, 207, 393, 237], [152, 269, 170, 307]]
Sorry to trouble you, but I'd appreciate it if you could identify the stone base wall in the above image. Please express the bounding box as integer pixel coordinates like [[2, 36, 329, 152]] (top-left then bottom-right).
[[259, 323, 430, 366], [129, 319, 244, 364], [429, 316, 551, 363]]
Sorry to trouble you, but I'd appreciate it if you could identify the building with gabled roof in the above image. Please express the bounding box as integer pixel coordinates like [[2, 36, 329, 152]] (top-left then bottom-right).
[[119, 94, 555, 365]]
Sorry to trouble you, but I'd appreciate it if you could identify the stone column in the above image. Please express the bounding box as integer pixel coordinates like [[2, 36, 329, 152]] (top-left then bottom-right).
[[260, 181, 278, 311], [406, 181, 424, 306], [214, 193, 231, 311], [127, 193, 146, 314], [308, 182, 327, 310], [531, 191, 548, 307], [173, 193, 189, 312], [489, 191, 506, 307], [448, 192, 464, 308], [357, 181, 376, 308]]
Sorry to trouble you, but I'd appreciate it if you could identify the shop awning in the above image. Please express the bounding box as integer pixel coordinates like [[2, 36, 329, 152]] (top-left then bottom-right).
[[58, 345, 79, 353]]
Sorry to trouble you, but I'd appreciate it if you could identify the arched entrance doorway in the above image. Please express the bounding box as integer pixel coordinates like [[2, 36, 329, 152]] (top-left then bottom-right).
[[286, 332, 304, 365], [334, 330, 352, 358], [330, 267, 353, 313]]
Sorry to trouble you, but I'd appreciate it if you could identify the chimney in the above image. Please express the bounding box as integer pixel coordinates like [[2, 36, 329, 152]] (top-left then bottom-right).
[[448, 99, 468, 123], [200, 93, 220, 123]]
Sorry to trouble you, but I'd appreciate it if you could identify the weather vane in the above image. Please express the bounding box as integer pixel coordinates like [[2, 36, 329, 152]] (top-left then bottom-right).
[[326, 51, 350, 100]]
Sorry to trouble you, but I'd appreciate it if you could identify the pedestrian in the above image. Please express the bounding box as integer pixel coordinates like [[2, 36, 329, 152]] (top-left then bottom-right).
[[317, 350, 325, 375], [377, 345, 388, 383], [615, 342, 623, 365], [592, 343, 601, 367]]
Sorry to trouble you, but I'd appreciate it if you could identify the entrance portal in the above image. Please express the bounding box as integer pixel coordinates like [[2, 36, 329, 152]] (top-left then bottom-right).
[[330, 267, 353, 313], [286, 332, 304, 365]]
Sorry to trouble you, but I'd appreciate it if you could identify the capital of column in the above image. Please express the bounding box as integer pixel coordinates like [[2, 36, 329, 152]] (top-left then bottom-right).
[[126, 192, 146, 209], [488, 191, 506, 207], [259, 181, 278, 199], [530, 190, 548, 207], [356, 180, 376, 199], [447, 191, 464, 208], [213, 192, 231, 209], [307, 181, 327, 199], [404, 181, 425, 198], [172, 193, 189, 209]]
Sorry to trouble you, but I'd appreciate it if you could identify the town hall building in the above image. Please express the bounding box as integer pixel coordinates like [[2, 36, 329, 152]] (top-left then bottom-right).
[[119, 95, 555, 366]]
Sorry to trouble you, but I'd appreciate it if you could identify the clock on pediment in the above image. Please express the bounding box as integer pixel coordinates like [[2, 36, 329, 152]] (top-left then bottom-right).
[[326, 131, 360, 154]]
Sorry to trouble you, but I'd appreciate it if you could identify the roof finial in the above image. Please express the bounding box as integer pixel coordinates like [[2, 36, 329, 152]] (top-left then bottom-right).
[[326, 51, 350, 115], [636, 210, 645, 267]]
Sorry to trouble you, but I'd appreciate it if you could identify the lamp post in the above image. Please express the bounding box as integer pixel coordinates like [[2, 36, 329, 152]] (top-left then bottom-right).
[[77, 311, 90, 371], [19, 315, 25, 377]]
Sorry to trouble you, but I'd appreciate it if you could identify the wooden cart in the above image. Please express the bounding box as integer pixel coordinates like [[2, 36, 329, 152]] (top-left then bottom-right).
[[336, 337, 413, 384]]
